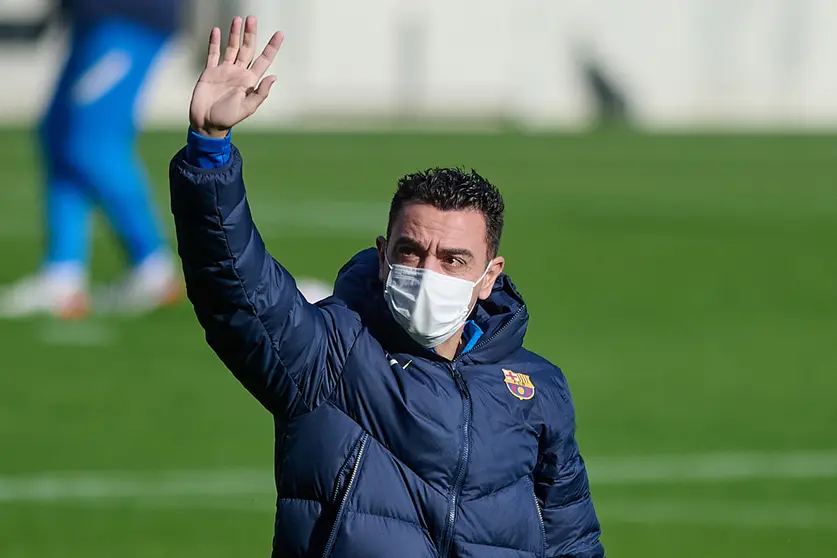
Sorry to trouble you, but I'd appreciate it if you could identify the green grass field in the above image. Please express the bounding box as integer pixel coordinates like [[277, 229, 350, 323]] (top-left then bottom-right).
[[0, 129, 835, 557]]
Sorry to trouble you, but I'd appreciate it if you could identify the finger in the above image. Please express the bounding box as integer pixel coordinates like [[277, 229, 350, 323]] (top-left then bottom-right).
[[244, 75, 277, 114], [205, 27, 221, 68], [250, 31, 284, 79], [235, 15, 257, 67], [222, 16, 243, 63]]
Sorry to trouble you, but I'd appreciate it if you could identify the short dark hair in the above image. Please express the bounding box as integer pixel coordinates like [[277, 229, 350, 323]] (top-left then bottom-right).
[[387, 167, 505, 259]]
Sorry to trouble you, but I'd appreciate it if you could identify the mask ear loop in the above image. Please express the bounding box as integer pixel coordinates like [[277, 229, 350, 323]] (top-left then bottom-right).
[[474, 259, 494, 287], [466, 259, 496, 324], [382, 240, 394, 271]]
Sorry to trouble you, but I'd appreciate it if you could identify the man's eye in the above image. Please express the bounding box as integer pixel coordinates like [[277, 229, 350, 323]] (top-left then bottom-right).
[[445, 257, 464, 266], [396, 250, 419, 263]]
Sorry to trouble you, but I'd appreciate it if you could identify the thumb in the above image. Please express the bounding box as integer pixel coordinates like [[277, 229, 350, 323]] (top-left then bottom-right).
[[244, 75, 277, 114]]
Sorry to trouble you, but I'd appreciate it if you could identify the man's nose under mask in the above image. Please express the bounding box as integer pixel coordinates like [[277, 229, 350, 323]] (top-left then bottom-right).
[[383, 260, 490, 348]]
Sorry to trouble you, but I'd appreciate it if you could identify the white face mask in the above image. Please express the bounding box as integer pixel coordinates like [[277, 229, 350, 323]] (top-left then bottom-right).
[[383, 257, 491, 348]]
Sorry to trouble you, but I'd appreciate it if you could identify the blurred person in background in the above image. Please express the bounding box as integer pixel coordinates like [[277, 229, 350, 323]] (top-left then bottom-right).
[[0, 0, 182, 318], [0, 0, 332, 317], [170, 16, 603, 557]]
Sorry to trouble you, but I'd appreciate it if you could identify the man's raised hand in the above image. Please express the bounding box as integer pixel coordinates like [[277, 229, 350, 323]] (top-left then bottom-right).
[[189, 16, 283, 138]]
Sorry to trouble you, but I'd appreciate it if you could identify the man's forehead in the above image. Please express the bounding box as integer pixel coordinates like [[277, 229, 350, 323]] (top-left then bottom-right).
[[389, 206, 488, 262], [392, 203, 486, 237]]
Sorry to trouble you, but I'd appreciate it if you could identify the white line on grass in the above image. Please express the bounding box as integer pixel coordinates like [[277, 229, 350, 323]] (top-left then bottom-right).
[[36, 319, 117, 347], [0, 470, 271, 503], [588, 450, 837, 484], [600, 499, 837, 530], [0, 199, 387, 240], [2, 450, 836, 505]]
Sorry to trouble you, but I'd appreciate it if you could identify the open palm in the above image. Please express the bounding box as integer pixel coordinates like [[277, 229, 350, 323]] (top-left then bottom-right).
[[190, 16, 284, 138]]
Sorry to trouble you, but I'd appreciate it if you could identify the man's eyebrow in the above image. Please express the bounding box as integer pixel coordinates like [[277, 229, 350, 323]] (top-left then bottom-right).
[[391, 236, 426, 251], [391, 238, 474, 260], [438, 247, 475, 260]]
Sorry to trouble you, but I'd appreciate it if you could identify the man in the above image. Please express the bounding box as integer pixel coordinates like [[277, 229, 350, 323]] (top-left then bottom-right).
[[171, 16, 604, 558], [0, 0, 181, 318]]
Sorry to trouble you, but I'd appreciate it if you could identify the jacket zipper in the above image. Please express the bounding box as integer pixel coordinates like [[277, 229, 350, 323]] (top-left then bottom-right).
[[438, 304, 527, 558], [330, 433, 364, 503], [439, 362, 471, 558], [459, 304, 527, 360], [322, 432, 369, 558], [530, 476, 546, 558]]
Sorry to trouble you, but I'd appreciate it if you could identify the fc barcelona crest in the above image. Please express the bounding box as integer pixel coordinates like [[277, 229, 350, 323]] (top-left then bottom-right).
[[503, 369, 535, 400]]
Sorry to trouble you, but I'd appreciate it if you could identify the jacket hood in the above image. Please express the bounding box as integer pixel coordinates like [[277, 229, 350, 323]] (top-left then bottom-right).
[[332, 248, 529, 362]]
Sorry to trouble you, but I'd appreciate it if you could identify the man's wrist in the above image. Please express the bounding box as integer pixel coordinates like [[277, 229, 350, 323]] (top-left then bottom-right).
[[191, 126, 230, 140]]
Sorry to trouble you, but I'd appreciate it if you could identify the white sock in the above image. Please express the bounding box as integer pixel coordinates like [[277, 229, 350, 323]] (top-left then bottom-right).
[[132, 251, 175, 284], [41, 262, 87, 291]]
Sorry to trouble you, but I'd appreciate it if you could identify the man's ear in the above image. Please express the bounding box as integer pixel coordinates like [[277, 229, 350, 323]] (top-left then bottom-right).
[[376, 235, 387, 283], [477, 256, 505, 300]]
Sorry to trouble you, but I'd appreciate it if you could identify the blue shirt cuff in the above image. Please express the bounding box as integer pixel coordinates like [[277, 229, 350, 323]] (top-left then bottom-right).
[[185, 127, 232, 168]]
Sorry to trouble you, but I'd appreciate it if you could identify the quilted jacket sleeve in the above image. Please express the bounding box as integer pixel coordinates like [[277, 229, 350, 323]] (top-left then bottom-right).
[[535, 371, 605, 558], [169, 145, 362, 418]]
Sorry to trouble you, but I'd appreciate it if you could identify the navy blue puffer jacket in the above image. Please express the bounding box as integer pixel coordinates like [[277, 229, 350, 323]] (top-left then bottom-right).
[[169, 146, 605, 558]]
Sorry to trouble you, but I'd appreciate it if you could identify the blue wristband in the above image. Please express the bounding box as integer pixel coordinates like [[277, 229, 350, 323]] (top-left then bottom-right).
[[185, 127, 232, 168]]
